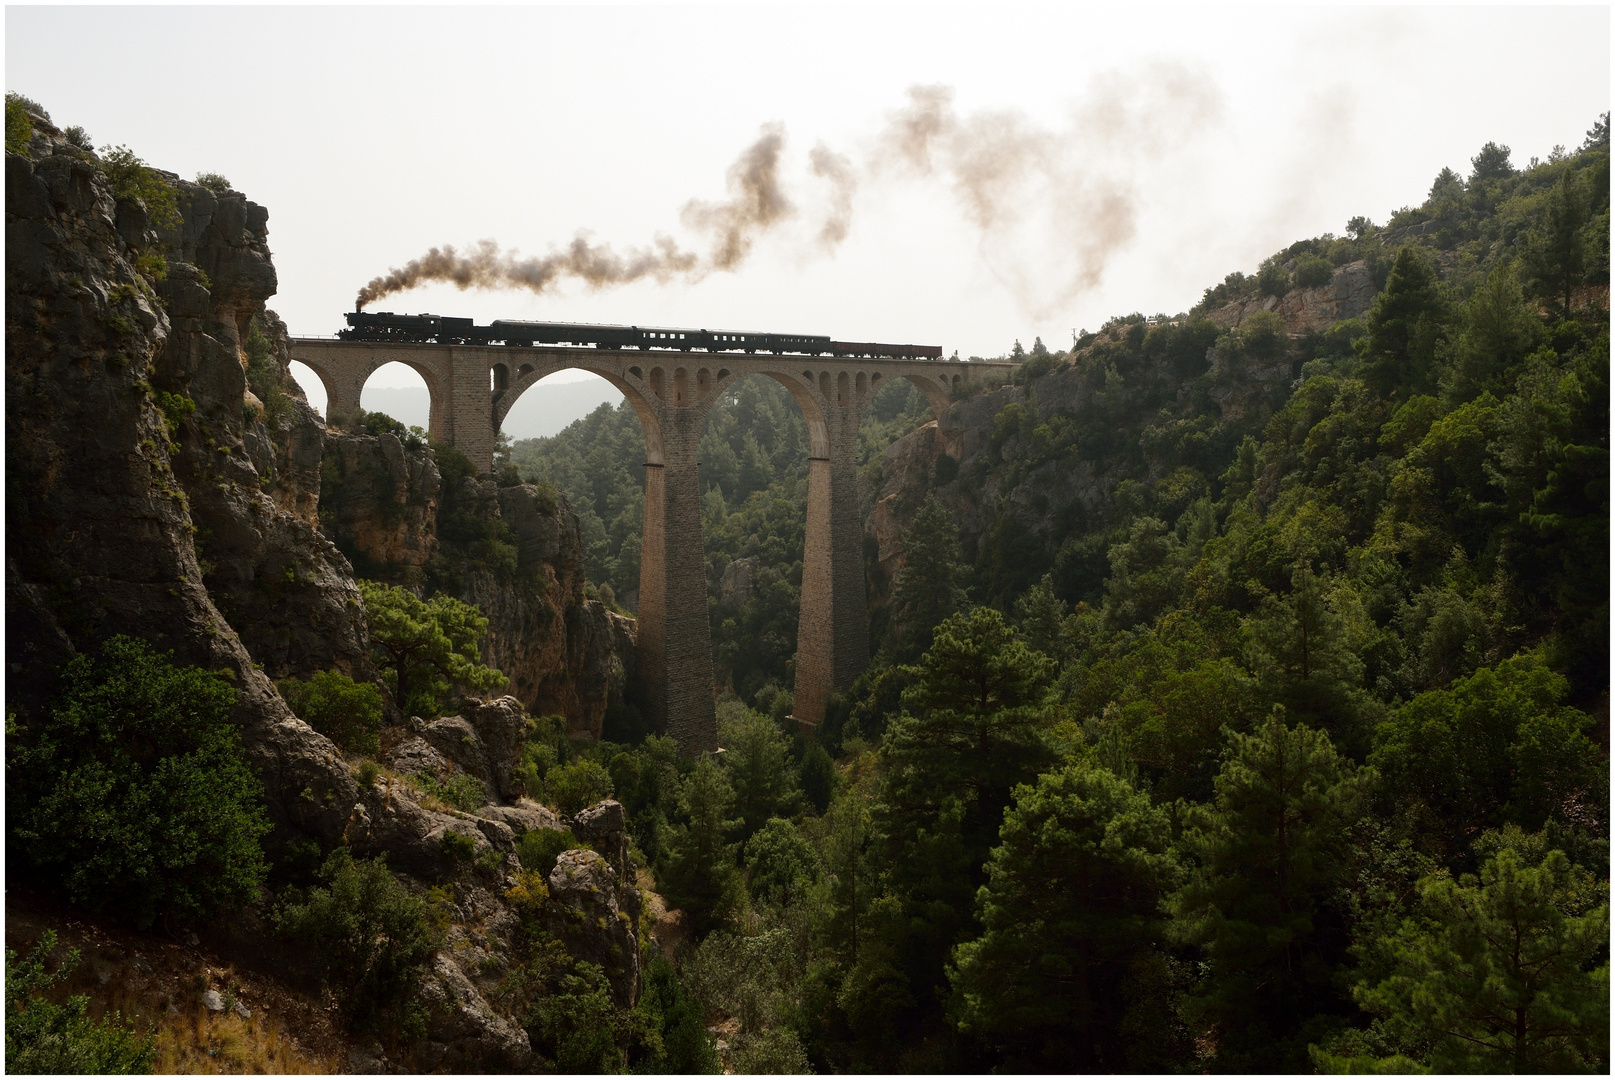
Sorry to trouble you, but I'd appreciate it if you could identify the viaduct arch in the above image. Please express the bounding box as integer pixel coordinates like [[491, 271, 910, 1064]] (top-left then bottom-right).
[[289, 338, 1014, 754]]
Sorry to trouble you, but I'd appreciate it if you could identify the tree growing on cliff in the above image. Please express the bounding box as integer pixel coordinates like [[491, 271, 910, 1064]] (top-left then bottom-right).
[[243, 319, 290, 428], [6, 636, 270, 929], [357, 582, 504, 719], [5, 92, 40, 156], [277, 670, 384, 756], [96, 144, 179, 229]]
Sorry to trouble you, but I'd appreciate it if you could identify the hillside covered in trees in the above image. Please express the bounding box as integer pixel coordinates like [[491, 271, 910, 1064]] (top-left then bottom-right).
[[6, 77, 1607, 1076], [504, 116, 1610, 1072]]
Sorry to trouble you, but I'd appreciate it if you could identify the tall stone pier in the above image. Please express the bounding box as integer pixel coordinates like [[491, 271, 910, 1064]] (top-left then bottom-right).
[[289, 339, 1013, 753]]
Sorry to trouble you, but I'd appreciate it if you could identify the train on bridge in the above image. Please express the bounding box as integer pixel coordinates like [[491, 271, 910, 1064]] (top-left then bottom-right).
[[340, 311, 944, 360]]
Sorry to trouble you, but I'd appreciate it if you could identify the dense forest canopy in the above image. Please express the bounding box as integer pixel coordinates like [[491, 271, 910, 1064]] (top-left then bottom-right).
[[505, 117, 1610, 1072]]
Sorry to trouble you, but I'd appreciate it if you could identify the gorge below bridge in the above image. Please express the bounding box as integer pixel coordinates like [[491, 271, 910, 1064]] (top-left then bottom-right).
[[288, 337, 1018, 752]]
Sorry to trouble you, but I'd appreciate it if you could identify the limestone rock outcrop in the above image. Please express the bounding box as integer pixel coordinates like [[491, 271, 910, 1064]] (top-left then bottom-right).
[[392, 695, 529, 804], [418, 717, 498, 800], [718, 555, 759, 609], [254, 310, 327, 527], [544, 848, 641, 1007], [416, 953, 533, 1072], [5, 112, 358, 847], [461, 695, 529, 800], [384, 731, 452, 780], [319, 431, 441, 578], [149, 171, 373, 686], [1204, 259, 1378, 335], [566, 600, 637, 737], [475, 799, 562, 836], [450, 477, 631, 738], [343, 779, 500, 881], [320, 438, 637, 739], [568, 798, 630, 876]]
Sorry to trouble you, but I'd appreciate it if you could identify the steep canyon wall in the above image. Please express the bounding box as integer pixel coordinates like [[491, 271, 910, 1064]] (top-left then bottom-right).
[[6, 110, 644, 1069], [6, 114, 633, 823]]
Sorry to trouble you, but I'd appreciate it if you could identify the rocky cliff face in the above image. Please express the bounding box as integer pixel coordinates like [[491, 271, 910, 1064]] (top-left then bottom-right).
[[320, 435, 637, 739], [5, 111, 358, 847], [7, 111, 644, 1072], [1204, 259, 1378, 334], [320, 430, 442, 579]]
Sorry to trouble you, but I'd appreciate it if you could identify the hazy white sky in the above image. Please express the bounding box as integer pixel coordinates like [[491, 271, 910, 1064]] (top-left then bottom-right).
[[8, 5, 1609, 405]]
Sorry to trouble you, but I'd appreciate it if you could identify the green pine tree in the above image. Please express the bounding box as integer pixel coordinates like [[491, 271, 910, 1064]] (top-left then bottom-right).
[[890, 494, 969, 659], [358, 581, 505, 717], [865, 607, 1059, 1023], [950, 762, 1181, 1069], [1340, 845, 1608, 1073], [656, 756, 743, 934], [1011, 573, 1069, 661], [1524, 169, 1589, 320], [1442, 259, 1540, 403], [718, 707, 802, 842], [1169, 713, 1373, 1071], [1358, 245, 1447, 400]]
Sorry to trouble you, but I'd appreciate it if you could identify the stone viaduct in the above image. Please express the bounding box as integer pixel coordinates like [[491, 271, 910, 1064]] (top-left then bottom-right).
[[287, 338, 1015, 753]]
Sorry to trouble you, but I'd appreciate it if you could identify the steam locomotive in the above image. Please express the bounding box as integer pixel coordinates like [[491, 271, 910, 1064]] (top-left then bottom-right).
[[339, 311, 944, 360]]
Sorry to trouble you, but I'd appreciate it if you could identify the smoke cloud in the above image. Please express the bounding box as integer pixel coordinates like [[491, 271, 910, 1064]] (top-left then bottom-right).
[[355, 63, 1224, 317], [809, 142, 857, 249], [355, 125, 796, 309], [679, 123, 794, 271], [870, 64, 1223, 316], [353, 236, 700, 310]]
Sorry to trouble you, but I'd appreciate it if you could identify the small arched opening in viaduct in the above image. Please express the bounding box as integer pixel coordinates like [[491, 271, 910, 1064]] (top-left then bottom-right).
[[359, 361, 436, 432], [289, 359, 332, 417]]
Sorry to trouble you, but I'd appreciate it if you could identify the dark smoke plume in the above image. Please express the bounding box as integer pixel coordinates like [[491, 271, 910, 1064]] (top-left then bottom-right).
[[355, 125, 796, 309], [355, 64, 1223, 317], [353, 236, 699, 309], [679, 122, 794, 270]]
